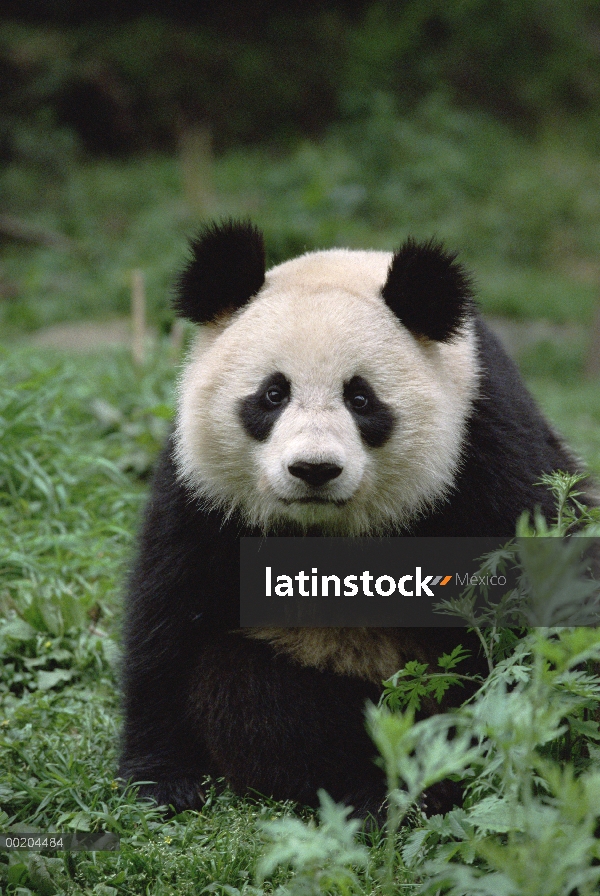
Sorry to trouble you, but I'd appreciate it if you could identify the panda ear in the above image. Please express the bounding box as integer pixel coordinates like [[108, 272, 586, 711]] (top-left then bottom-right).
[[173, 220, 266, 323], [381, 238, 475, 342]]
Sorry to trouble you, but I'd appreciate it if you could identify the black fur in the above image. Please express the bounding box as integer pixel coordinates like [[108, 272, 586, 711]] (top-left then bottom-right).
[[173, 220, 265, 324], [119, 311, 593, 819], [382, 237, 474, 341], [343, 375, 395, 448], [238, 372, 291, 442], [410, 318, 589, 535]]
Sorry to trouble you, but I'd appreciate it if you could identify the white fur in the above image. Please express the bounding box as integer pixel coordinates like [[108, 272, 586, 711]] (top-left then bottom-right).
[[175, 249, 479, 535]]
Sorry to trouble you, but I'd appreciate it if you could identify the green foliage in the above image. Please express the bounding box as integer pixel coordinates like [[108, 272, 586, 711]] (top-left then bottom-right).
[[260, 630, 600, 896], [409, 630, 600, 896], [0, 347, 174, 644], [0, 14, 344, 156], [423, 473, 600, 671], [3, 96, 600, 348], [0, 154, 191, 333], [528, 381, 600, 478], [369, 708, 482, 896], [257, 791, 369, 896], [380, 646, 476, 713], [344, 1, 600, 126], [531, 472, 600, 536]]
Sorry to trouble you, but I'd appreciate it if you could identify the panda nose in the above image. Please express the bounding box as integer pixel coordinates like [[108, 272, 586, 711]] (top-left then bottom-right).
[[288, 462, 343, 487]]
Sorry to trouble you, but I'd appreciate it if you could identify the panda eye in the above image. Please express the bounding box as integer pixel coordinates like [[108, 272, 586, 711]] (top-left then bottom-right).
[[265, 386, 286, 406], [239, 373, 290, 441], [344, 375, 377, 417], [349, 393, 368, 411]]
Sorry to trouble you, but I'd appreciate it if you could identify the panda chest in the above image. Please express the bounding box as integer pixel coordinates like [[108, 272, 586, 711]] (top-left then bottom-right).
[[243, 627, 432, 684]]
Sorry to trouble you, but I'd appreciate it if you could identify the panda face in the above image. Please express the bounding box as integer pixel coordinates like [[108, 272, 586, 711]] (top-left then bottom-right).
[[175, 246, 479, 535]]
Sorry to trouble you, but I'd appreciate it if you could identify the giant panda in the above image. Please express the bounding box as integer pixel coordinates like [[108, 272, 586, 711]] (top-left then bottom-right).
[[119, 220, 595, 819]]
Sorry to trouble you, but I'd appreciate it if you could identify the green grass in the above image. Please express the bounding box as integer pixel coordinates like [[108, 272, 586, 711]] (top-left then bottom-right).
[[529, 378, 600, 476], [0, 347, 174, 636]]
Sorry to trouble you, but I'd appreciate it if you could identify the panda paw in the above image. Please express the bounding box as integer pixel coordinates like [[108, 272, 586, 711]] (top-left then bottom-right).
[[134, 777, 209, 814], [341, 791, 388, 830], [420, 779, 464, 816], [348, 780, 463, 830]]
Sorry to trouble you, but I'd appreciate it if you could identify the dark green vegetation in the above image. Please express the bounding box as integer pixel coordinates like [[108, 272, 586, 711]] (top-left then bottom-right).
[[2, 2, 600, 340], [2, 1, 600, 892], [3, 2, 600, 152]]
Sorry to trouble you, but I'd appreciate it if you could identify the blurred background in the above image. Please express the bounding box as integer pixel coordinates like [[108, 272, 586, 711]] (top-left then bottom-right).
[[1, 0, 600, 468]]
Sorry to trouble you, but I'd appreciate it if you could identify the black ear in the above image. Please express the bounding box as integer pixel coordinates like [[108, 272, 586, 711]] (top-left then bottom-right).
[[381, 238, 474, 341], [173, 220, 266, 323]]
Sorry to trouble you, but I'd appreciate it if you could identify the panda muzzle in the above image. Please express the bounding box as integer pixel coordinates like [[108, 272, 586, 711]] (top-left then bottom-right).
[[288, 462, 343, 488]]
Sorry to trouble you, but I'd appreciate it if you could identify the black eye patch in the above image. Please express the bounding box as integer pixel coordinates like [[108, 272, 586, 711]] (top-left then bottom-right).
[[343, 375, 395, 448], [239, 372, 291, 442]]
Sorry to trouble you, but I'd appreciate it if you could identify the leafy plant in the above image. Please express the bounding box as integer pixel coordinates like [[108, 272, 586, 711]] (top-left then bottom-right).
[[257, 791, 369, 896], [380, 645, 477, 713]]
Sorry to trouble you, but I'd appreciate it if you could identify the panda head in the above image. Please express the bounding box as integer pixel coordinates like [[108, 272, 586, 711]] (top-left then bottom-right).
[[174, 220, 478, 535]]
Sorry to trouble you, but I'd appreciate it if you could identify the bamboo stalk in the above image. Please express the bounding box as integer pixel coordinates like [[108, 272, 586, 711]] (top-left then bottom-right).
[[179, 123, 214, 215], [170, 318, 185, 358], [131, 269, 146, 366]]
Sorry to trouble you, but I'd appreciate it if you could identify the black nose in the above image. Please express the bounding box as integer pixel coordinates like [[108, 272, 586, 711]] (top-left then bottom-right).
[[288, 462, 343, 487]]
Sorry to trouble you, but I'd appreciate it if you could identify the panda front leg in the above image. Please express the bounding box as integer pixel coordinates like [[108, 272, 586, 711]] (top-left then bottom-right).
[[118, 583, 218, 814], [189, 632, 388, 821], [119, 652, 216, 813]]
